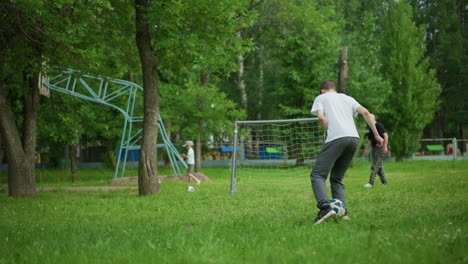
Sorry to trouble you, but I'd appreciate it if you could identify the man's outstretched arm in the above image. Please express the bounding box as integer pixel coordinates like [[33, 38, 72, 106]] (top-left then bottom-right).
[[357, 106, 383, 146], [383, 133, 389, 154]]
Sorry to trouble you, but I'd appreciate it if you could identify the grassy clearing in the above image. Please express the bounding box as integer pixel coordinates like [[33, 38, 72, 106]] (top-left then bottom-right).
[[0, 160, 467, 264]]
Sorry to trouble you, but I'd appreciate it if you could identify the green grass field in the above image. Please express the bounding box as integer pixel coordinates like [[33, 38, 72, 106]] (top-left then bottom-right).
[[0, 160, 467, 264]]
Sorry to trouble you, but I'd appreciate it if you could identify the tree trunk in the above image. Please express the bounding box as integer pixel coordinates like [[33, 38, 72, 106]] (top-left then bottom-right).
[[338, 46, 348, 94], [460, 124, 465, 154], [195, 73, 210, 173], [236, 31, 248, 110], [135, 0, 160, 196], [69, 144, 78, 182], [0, 135, 4, 168], [195, 124, 202, 173], [257, 44, 264, 120], [201, 72, 210, 86], [236, 32, 255, 159], [0, 71, 38, 197], [436, 110, 444, 138]]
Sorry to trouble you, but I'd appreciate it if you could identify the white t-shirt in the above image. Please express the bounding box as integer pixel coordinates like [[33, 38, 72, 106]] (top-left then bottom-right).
[[186, 148, 195, 165], [311, 92, 361, 143]]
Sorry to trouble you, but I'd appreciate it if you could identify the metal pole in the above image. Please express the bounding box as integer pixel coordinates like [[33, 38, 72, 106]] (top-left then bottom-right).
[[160, 125, 178, 175], [158, 117, 185, 175], [453, 138, 457, 160], [230, 122, 239, 195], [120, 88, 136, 178], [114, 119, 128, 178]]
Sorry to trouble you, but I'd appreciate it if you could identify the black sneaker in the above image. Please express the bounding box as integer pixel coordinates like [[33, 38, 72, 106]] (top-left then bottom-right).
[[314, 207, 337, 225]]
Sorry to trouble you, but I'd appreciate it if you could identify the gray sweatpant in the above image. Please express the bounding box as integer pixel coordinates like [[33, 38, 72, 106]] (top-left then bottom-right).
[[310, 137, 359, 209]]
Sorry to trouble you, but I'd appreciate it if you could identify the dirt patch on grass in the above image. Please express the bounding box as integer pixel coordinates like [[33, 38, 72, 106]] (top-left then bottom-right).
[[37, 173, 212, 192], [108, 173, 212, 185], [37, 186, 137, 192]]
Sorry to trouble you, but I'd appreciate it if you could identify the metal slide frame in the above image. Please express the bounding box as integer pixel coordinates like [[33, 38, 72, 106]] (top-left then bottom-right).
[[45, 69, 186, 178]]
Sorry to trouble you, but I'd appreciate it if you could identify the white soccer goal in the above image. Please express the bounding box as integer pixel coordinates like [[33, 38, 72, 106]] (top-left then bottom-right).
[[230, 118, 324, 194]]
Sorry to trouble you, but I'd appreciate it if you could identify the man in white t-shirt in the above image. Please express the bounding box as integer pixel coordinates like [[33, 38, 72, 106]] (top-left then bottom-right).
[[181, 140, 201, 185], [310, 80, 383, 224]]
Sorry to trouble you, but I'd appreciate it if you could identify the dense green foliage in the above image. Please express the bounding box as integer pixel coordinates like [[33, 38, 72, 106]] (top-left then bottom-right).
[[2, 0, 465, 195], [410, 0, 467, 139], [380, 1, 440, 160], [38, 94, 122, 168], [0, 160, 467, 263], [334, 0, 391, 114], [173, 82, 245, 139]]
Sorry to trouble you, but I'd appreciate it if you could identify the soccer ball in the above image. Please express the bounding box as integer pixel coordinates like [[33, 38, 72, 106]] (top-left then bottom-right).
[[186, 186, 195, 192], [329, 199, 346, 217]]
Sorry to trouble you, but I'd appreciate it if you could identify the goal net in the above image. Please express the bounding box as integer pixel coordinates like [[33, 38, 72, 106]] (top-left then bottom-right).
[[230, 118, 324, 194]]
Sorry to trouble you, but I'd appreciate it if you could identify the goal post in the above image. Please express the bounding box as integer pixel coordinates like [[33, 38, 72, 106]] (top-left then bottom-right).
[[230, 118, 324, 194]]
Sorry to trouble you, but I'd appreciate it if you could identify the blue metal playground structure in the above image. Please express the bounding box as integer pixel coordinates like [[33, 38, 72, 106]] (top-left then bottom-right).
[[44, 68, 186, 178]]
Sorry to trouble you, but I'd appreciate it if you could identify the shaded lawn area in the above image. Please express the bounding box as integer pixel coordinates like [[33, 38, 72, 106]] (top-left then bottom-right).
[[0, 160, 467, 264]]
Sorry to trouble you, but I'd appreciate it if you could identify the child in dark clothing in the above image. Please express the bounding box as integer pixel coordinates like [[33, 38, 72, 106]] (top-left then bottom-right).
[[363, 114, 389, 187]]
